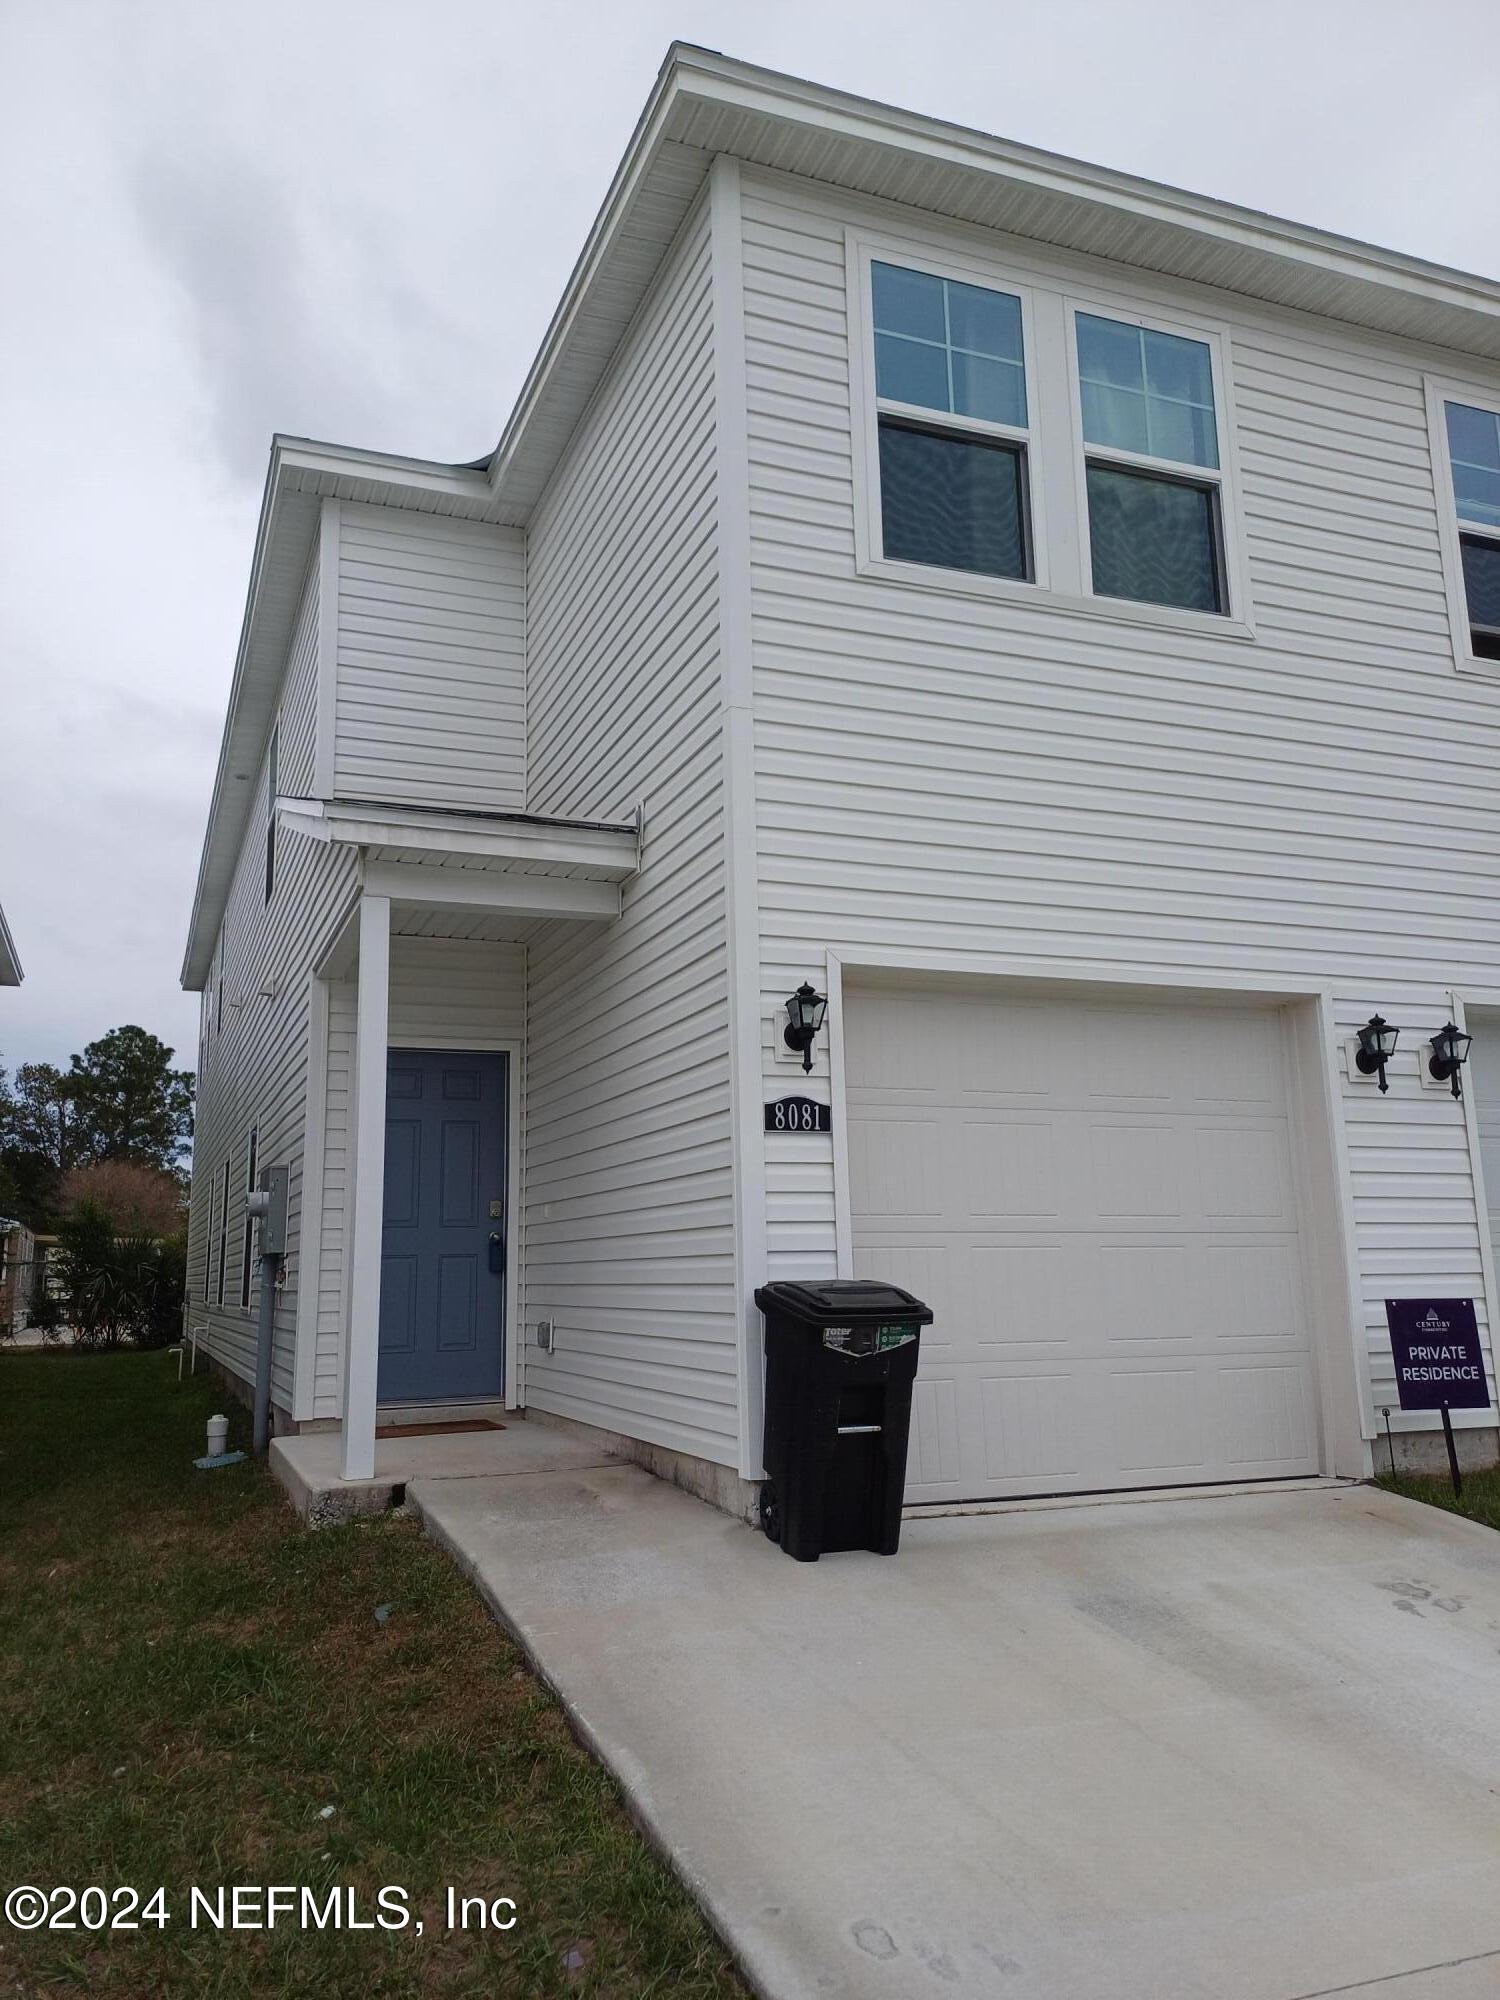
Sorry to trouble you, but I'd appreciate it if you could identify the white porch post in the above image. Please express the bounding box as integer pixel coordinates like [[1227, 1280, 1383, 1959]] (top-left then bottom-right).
[[341, 893, 390, 1481]]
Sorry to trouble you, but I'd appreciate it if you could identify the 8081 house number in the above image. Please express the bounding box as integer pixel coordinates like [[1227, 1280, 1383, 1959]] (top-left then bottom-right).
[[764, 1096, 832, 1134]]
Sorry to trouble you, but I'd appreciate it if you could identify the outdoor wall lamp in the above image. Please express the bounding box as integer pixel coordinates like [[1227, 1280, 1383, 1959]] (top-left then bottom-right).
[[1428, 1022, 1473, 1099], [1354, 1014, 1401, 1093], [783, 983, 829, 1073]]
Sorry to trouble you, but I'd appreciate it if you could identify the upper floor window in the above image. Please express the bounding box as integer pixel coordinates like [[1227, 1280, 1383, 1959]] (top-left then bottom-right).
[[1075, 311, 1225, 615], [856, 238, 1247, 627], [1444, 398, 1500, 663], [264, 720, 280, 904], [871, 260, 1032, 583]]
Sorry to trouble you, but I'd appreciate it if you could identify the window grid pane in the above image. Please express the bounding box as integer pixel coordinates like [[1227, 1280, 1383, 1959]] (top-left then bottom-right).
[[1447, 401, 1500, 530], [1077, 312, 1219, 470], [1460, 533, 1500, 659], [878, 418, 1028, 581], [873, 261, 1026, 428], [1086, 461, 1223, 614]]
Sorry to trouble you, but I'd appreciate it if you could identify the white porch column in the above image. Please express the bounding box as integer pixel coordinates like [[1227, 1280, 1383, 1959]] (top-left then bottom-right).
[[341, 893, 390, 1481]]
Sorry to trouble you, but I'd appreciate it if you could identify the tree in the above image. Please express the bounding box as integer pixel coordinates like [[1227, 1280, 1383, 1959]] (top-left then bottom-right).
[[3, 1061, 84, 1170], [67, 1027, 194, 1170], [61, 1161, 188, 1238], [0, 1062, 68, 1231]]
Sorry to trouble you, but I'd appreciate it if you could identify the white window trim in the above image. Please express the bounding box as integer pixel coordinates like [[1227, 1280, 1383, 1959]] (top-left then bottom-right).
[[852, 234, 1050, 594], [847, 226, 1256, 640], [1425, 372, 1500, 682], [1063, 292, 1251, 628]]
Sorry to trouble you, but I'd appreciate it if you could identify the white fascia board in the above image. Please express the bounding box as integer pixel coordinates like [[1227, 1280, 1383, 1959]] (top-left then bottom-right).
[[287, 797, 640, 877], [362, 859, 620, 922], [0, 903, 21, 985], [666, 46, 1500, 322]]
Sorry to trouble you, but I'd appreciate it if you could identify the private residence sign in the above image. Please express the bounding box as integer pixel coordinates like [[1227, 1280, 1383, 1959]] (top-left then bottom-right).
[[1384, 1299, 1490, 1412]]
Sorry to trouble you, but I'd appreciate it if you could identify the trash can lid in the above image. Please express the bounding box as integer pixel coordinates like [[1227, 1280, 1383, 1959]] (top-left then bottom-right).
[[753, 1278, 934, 1326]]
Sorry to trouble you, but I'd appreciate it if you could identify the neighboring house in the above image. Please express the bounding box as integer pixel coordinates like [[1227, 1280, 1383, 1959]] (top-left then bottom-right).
[[183, 46, 1500, 1511], [0, 1218, 38, 1332], [0, 903, 21, 986]]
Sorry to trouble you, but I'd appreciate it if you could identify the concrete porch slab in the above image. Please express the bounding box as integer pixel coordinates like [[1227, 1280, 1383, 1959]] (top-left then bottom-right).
[[269, 1419, 618, 1526], [408, 1470, 1500, 2000]]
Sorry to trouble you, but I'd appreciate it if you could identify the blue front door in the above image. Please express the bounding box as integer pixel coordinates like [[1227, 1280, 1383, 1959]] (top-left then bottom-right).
[[377, 1048, 508, 1404]]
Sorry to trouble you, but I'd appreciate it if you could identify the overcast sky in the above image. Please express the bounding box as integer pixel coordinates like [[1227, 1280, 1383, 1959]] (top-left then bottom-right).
[[2, 0, 1497, 1076]]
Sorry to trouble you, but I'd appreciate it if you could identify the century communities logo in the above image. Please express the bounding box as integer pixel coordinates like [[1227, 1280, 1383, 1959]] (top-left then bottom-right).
[[1417, 1308, 1450, 1337]]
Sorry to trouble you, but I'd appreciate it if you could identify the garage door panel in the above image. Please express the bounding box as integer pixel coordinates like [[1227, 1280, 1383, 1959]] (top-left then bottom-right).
[[1110, 1368, 1205, 1474], [1089, 1122, 1184, 1218], [847, 1114, 943, 1218], [907, 1377, 963, 1494], [1220, 1364, 1313, 1466], [1202, 1244, 1301, 1341], [1195, 1124, 1296, 1221], [846, 987, 1321, 1501], [980, 1373, 1082, 1483], [1083, 1008, 1179, 1103], [1099, 1243, 1195, 1340], [962, 1116, 1060, 1217]]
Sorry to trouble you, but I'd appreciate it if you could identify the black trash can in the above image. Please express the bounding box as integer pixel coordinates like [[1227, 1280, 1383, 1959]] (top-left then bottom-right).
[[755, 1279, 933, 1562]]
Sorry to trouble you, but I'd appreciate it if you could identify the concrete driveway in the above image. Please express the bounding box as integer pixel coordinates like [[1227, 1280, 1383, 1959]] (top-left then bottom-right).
[[411, 1466, 1500, 2000]]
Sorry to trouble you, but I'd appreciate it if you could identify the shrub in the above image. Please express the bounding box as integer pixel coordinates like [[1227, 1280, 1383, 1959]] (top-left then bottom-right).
[[54, 1201, 185, 1351]]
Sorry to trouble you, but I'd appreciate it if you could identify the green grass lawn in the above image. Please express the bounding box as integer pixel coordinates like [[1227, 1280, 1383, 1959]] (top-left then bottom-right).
[[1374, 1462, 1500, 1532], [0, 1350, 742, 1999]]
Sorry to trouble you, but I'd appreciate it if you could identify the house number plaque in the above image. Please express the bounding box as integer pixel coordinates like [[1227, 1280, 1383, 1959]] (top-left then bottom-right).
[[764, 1096, 831, 1134]]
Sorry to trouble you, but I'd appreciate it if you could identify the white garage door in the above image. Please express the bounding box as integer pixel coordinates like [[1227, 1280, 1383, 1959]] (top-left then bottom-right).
[[845, 986, 1321, 1502]]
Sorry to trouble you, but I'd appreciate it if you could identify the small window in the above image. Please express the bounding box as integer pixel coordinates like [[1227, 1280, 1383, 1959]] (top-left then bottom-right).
[[871, 260, 1032, 582], [214, 931, 224, 1036], [215, 1160, 230, 1309], [239, 1125, 259, 1310], [1076, 311, 1227, 614], [264, 721, 279, 904], [203, 1169, 217, 1303], [1444, 400, 1500, 661]]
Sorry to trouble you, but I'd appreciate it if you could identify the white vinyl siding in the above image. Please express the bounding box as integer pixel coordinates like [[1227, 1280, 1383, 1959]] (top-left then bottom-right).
[[309, 937, 526, 1419], [334, 504, 526, 811], [739, 167, 1500, 1437], [521, 192, 739, 1467], [185, 559, 359, 1410]]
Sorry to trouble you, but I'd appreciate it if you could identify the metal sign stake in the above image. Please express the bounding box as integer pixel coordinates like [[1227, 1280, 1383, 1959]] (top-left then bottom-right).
[[1382, 1407, 1399, 1487], [1440, 1402, 1463, 1498]]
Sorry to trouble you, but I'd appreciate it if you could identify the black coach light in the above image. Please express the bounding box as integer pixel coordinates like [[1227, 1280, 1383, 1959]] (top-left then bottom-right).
[[783, 983, 828, 1073], [1354, 1014, 1401, 1093], [1428, 1021, 1473, 1099]]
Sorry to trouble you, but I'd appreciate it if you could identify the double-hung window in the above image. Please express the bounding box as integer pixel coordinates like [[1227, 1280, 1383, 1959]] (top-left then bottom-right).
[[1074, 311, 1226, 615], [215, 1160, 230, 1309], [859, 240, 1243, 623], [1437, 394, 1500, 664], [264, 721, 279, 904], [871, 259, 1033, 583], [239, 1125, 259, 1311]]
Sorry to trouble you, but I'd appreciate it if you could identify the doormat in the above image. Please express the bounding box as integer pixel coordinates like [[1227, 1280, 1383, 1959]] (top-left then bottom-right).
[[374, 1418, 507, 1439]]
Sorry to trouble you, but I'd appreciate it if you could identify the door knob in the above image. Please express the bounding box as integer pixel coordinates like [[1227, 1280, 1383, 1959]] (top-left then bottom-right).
[[488, 1233, 505, 1276]]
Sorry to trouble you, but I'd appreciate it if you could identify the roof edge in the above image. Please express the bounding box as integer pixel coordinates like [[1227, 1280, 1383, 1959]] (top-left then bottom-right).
[[0, 902, 21, 986]]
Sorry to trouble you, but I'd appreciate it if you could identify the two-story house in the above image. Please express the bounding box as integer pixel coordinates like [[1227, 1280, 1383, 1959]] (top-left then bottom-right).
[[183, 46, 1500, 1517]]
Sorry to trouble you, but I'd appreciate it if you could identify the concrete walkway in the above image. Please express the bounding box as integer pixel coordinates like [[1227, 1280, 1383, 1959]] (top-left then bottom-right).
[[270, 1422, 618, 1524], [409, 1469, 1500, 2000]]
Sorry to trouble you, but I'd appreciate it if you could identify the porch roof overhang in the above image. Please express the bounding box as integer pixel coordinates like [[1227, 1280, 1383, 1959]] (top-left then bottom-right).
[[288, 798, 641, 976]]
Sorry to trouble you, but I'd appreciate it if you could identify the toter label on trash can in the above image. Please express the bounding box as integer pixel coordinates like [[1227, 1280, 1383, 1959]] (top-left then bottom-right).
[[755, 1280, 933, 1563]]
